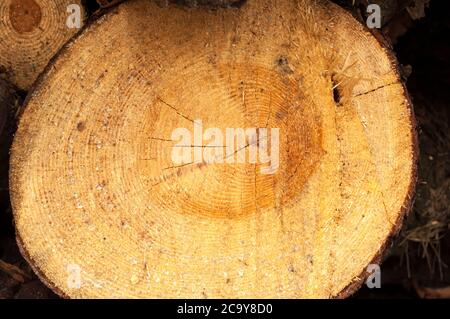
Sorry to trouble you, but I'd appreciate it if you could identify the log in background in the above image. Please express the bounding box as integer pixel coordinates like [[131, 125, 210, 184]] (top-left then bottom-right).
[[0, 0, 449, 298]]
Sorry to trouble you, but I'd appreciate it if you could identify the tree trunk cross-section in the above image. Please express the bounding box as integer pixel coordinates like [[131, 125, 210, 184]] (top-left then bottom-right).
[[0, 0, 84, 90], [10, 0, 417, 298]]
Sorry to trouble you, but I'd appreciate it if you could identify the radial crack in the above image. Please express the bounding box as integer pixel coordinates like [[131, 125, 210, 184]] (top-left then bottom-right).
[[353, 82, 398, 97], [157, 96, 196, 123]]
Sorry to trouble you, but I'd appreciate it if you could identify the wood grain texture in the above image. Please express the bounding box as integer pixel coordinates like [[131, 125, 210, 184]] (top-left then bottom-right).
[[10, 0, 417, 298], [0, 0, 84, 90]]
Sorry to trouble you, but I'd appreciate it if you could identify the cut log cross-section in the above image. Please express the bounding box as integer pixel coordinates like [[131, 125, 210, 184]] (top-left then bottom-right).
[[0, 0, 84, 90], [10, 0, 417, 298]]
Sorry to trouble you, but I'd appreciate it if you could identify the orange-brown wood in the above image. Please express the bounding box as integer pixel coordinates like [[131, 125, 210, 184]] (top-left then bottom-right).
[[0, 0, 84, 90]]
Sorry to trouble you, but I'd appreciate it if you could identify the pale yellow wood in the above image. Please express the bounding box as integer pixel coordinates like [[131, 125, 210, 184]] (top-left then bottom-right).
[[10, 0, 417, 298]]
